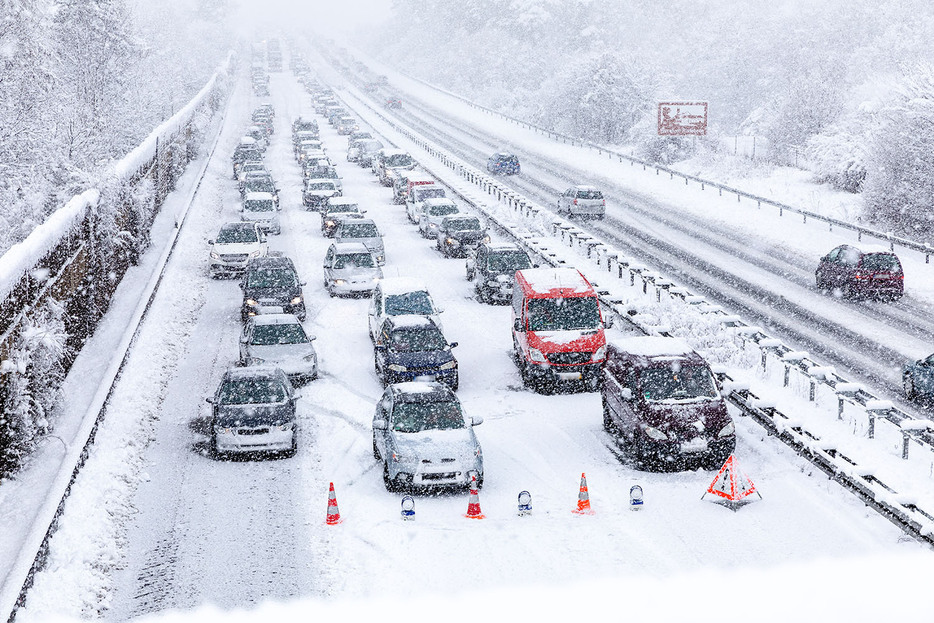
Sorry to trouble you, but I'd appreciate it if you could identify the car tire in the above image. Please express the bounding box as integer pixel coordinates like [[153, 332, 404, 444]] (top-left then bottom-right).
[[382, 461, 397, 492], [373, 434, 381, 460], [904, 374, 917, 400], [210, 432, 221, 460], [602, 401, 617, 433], [450, 374, 459, 392], [283, 435, 298, 458]]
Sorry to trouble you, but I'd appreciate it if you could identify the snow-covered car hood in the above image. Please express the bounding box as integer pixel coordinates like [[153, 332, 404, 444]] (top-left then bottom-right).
[[329, 265, 382, 279], [213, 241, 262, 255], [393, 427, 478, 460], [216, 403, 293, 427], [247, 343, 316, 365]]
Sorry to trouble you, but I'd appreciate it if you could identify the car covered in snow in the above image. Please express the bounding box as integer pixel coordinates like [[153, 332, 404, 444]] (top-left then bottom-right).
[[239, 314, 318, 385], [435, 214, 489, 258], [466, 242, 533, 304], [902, 352, 934, 400], [417, 197, 460, 238], [240, 256, 306, 321], [322, 242, 383, 297], [405, 183, 447, 224], [556, 185, 606, 220], [208, 222, 268, 278], [486, 152, 520, 175], [320, 197, 365, 237], [303, 180, 342, 210], [334, 218, 385, 266], [372, 381, 482, 491], [374, 149, 416, 186], [240, 191, 280, 235], [207, 366, 298, 458], [601, 336, 735, 471], [373, 315, 459, 389], [368, 277, 443, 342]]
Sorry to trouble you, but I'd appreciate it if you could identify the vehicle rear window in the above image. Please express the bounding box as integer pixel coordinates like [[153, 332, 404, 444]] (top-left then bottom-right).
[[386, 154, 414, 167], [385, 291, 433, 316], [389, 328, 447, 353], [429, 205, 459, 216], [527, 297, 600, 331], [341, 223, 379, 238], [445, 217, 481, 231], [308, 182, 337, 190], [488, 251, 531, 272], [391, 401, 464, 433], [252, 324, 308, 346], [417, 187, 446, 200], [576, 189, 603, 200], [861, 253, 902, 272], [638, 364, 719, 402]]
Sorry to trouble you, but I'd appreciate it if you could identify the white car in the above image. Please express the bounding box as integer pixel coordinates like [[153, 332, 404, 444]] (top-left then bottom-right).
[[368, 277, 443, 342], [208, 222, 268, 278], [556, 185, 606, 220], [239, 314, 318, 385], [334, 218, 385, 266], [417, 198, 460, 238], [405, 184, 447, 223], [323, 242, 383, 297], [241, 191, 281, 234]]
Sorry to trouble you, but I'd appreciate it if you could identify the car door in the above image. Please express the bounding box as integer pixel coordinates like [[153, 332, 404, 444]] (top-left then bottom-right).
[[368, 289, 383, 340], [374, 323, 391, 381], [374, 393, 393, 459], [323, 246, 335, 282]]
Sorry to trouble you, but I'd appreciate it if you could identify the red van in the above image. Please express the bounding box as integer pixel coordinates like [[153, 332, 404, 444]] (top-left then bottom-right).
[[511, 267, 606, 392]]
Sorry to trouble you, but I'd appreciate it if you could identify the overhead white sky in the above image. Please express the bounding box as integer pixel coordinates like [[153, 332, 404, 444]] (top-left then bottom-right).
[[232, 0, 394, 35]]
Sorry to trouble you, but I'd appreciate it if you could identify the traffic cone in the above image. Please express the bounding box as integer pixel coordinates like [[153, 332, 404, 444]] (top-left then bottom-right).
[[572, 472, 594, 515], [325, 482, 342, 525], [464, 475, 485, 519]]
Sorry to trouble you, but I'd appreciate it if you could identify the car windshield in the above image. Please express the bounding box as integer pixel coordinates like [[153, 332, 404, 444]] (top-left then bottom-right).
[[246, 181, 275, 193], [333, 253, 375, 269], [417, 188, 446, 200], [251, 324, 308, 345], [446, 217, 481, 231], [386, 154, 413, 167], [218, 377, 287, 405], [385, 291, 434, 315], [638, 364, 719, 402], [428, 204, 459, 216], [389, 328, 447, 352], [308, 182, 337, 191], [527, 297, 600, 331], [391, 400, 464, 433], [247, 268, 296, 289], [341, 223, 379, 238], [488, 251, 532, 272], [861, 253, 902, 272], [244, 200, 274, 212], [216, 226, 259, 244], [576, 189, 603, 200]]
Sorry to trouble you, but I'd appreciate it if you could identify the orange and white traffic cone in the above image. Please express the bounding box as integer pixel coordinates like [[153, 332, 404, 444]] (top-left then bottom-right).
[[325, 482, 342, 525], [572, 472, 594, 515], [465, 475, 485, 519]]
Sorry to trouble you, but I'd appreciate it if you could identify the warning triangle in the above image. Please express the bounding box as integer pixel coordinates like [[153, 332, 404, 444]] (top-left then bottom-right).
[[703, 454, 761, 507]]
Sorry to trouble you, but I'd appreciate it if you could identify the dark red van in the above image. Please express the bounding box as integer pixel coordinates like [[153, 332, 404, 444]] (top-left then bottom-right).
[[601, 336, 735, 470]]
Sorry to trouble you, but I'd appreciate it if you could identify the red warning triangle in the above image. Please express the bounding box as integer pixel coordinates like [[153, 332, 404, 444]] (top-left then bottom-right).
[[704, 454, 760, 503]]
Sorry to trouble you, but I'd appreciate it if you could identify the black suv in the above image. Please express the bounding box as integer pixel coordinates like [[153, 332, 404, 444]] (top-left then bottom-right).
[[240, 256, 306, 321], [466, 242, 533, 303], [435, 214, 489, 258]]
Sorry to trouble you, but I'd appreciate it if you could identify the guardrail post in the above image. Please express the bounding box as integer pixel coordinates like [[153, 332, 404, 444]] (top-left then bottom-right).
[[868, 410, 876, 438], [783, 364, 790, 387], [902, 430, 911, 459]]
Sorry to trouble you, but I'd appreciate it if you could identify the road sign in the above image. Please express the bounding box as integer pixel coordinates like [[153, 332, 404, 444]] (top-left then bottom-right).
[[658, 102, 708, 136]]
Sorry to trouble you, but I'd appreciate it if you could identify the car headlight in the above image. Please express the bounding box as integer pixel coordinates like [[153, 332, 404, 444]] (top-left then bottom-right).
[[486, 279, 500, 287], [291, 296, 303, 305], [446, 237, 456, 245], [428, 223, 438, 229], [276, 422, 293, 431], [718, 422, 736, 438], [643, 426, 668, 441], [247, 357, 265, 365], [391, 451, 408, 463], [592, 345, 606, 362], [475, 445, 482, 458], [439, 360, 457, 370], [483, 235, 491, 243], [303, 354, 317, 363], [246, 298, 258, 307], [249, 250, 261, 258], [210, 251, 220, 259], [529, 348, 547, 364], [388, 364, 408, 372], [372, 276, 381, 283], [333, 279, 345, 286], [325, 220, 335, 227]]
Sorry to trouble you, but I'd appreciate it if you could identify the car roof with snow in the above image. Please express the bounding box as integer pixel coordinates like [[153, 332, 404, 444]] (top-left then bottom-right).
[[422, 197, 456, 207], [486, 242, 524, 252], [219, 221, 259, 233], [244, 192, 275, 202], [378, 277, 430, 296], [249, 313, 302, 326], [330, 242, 371, 255], [326, 197, 358, 207], [384, 314, 437, 330], [607, 336, 707, 367], [516, 267, 593, 296], [390, 381, 456, 402], [572, 184, 600, 191]]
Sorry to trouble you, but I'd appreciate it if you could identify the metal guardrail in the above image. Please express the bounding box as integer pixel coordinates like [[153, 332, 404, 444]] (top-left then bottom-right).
[[333, 77, 934, 547]]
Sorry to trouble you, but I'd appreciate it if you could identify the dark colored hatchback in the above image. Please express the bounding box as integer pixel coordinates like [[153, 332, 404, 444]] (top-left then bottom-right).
[[601, 336, 735, 471], [815, 244, 904, 300], [373, 315, 459, 390], [487, 152, 520, 175], [240, 256, 306, 321]]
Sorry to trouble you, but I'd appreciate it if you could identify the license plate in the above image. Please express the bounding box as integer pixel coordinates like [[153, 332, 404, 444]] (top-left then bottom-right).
[[422, 472, 456, 481], [680, 438, 709, 454], [557, 372, 582, 381], [260, 306, 284, 314]]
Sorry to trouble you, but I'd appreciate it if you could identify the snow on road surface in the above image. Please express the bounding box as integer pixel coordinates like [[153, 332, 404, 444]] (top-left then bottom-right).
[[12, 66, 932, 623]]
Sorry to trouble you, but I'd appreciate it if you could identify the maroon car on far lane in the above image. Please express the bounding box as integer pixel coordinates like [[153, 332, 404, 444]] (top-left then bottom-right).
[[815, 244, 904, 300]]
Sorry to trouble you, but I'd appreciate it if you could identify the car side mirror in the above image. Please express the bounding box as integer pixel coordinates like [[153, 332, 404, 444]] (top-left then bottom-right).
[[207, 239, 214, 245], [435, 307, 444, 314], [205, 397, 214, 404], [513, 319, 524, 332], [375, 344, 386, 351], [470, 416, 483, 426], [292, 389, 303, 400], [449, 342, 458, 349], [239, 335, 248, 343], [300, 281, 307, 286], [620, 388, 633, 401], [373, 419, 388, 430], [466, 258, 475, 270], [532, 263, 540, 268]]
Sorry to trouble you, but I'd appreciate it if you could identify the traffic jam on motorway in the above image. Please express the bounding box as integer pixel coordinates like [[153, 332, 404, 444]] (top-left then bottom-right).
[[210, 48, 742, 493]]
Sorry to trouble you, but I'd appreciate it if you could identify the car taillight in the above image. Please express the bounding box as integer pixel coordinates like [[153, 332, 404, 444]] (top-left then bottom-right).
[[602, 199, 606, 206], [854, 271, 863, 280], [573, 199, 578, 205]]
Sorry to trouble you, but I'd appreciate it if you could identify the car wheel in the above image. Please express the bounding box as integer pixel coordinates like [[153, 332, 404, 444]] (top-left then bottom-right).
[[382, 461, 397, 492], [283, 435, 298, 458], [602, 401, 617, 433], [210, 432, 221, 459], [373, 434, 381, 460], [904, 374, 917, 400], [450, 374, 459, 392]]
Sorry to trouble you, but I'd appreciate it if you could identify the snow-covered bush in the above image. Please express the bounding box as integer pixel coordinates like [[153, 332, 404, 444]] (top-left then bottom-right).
[[0, 300, 68, 475], [806, 124, 868, 193]]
